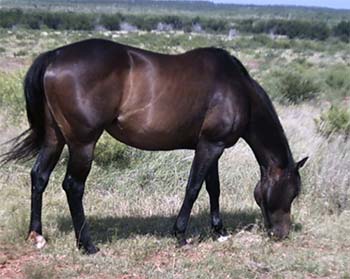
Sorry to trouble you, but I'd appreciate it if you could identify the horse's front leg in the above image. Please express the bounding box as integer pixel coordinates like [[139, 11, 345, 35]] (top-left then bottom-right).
[[174, 139, 224, 245], [62, 142, 98, 254]]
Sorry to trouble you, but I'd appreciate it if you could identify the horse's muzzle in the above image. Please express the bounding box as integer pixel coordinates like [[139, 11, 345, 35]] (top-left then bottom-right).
[[268, 225, 290, 240]]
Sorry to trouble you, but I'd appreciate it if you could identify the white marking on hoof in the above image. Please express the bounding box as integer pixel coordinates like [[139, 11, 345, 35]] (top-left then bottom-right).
[[217, 234, 231, 242], [28, 231, 47, 249]]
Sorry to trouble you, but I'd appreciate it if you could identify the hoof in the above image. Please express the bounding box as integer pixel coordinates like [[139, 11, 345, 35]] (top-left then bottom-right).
[[82, 245, 100, 255], [176, 238, 188, 247], [217, 234, 231, 242], [212, 227, 229, 242], [28, 231, 46, 249]]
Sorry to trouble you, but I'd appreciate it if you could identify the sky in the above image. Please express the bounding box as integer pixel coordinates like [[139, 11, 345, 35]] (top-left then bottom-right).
[[212, 0, 350, 10]]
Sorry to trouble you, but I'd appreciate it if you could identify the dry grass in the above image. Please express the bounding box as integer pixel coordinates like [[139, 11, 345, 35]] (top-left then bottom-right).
[[0, 29, 349, 279], [0, 103, 349, 278]]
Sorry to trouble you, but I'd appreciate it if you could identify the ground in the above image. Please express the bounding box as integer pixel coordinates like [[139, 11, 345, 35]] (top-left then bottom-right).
[[0, 29, 349, 278]]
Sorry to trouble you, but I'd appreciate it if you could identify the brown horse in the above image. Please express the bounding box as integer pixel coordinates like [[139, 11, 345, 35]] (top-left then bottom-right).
[[2, 39, 307, 254]]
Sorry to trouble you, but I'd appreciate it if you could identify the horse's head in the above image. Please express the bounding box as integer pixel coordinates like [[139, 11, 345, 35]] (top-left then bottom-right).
[[254, 157, 308, 240]]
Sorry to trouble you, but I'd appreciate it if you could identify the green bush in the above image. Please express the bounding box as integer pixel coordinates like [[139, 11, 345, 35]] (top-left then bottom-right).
[[332, 21, 350, 42], [317, 105, 350, 137], [94, 132, 131, 168], [99, 14, 123, 30], [263, 69, 319, 104], [0, 9, 23, 28], [322, 65, 350, 100]]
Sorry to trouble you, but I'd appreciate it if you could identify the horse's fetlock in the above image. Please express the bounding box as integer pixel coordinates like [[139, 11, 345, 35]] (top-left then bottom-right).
[[212, 216, 223, 228]]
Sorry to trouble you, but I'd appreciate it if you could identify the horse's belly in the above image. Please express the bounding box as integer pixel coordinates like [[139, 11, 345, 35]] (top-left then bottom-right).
[[106, 112, 200, 150]]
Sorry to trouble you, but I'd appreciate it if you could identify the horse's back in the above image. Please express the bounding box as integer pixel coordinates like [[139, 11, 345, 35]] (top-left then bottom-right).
[[42, 39, 251, 148]]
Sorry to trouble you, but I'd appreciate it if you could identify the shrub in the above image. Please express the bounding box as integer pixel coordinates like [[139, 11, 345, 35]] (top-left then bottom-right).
[[323, 65, 350, 99], [263, 69, 319, 104], [332, 20, 350, 42], [317, 105, 350, 137], [0, 9, 23, 28], [94, 132, 131, 168], [100, 14, 123, 30]]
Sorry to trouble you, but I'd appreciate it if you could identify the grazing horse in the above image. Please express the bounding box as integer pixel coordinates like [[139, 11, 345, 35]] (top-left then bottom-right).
[[2, 39, 307, 254]]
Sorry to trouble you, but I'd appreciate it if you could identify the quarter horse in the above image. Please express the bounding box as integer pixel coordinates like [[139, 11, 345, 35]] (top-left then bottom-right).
[[2, 39, 307, 254]]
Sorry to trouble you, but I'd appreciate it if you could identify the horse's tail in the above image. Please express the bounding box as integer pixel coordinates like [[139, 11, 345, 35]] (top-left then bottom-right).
[[1, 51, 54, 164]]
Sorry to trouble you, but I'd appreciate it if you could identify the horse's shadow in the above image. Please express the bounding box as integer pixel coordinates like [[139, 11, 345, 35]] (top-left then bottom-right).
[[57, 210, 262, 244]]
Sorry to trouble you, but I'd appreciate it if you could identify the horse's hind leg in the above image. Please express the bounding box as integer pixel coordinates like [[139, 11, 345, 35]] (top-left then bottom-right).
[[174, 140, 225, 245], [62, 142, 98, 254], [28, 122, 64, 248], [205, 160, 228, 239]]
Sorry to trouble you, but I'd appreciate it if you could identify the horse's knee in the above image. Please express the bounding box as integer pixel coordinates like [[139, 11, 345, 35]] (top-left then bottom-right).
[[62, 175, 84, 198]]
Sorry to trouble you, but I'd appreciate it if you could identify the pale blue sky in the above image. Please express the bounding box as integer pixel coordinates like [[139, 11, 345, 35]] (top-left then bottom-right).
[[212, 0, 350, 9]]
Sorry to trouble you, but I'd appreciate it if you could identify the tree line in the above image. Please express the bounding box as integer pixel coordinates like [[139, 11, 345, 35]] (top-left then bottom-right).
[[0, 9, 349, 42]]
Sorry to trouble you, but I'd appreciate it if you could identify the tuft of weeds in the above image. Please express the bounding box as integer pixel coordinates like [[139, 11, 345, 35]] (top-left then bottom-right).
[[0, 71, 25, 121]]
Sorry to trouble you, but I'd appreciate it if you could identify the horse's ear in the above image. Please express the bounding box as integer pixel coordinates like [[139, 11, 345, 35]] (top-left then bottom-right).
[[296, 157, 308, 170]]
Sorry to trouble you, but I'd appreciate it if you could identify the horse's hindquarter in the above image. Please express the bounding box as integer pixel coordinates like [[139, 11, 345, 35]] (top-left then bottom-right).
[[44, 40, 130, 143]]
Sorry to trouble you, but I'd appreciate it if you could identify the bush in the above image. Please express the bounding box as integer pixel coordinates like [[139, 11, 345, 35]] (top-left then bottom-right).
[[100, 14, 123, 30], [317, 105, 350, 137], [323, 65, 350, 98], [263, 69, 319, 104], [0, 9, 23, 28], [332, 20, 350, 42], [94, 132, 131, 168]]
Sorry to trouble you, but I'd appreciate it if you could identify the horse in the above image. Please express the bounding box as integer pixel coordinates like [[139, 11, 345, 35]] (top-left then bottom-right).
[[2, 39, 308, 254]]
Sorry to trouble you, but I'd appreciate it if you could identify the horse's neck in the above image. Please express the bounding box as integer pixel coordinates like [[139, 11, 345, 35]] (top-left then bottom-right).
[[243, 81, 294, 172]]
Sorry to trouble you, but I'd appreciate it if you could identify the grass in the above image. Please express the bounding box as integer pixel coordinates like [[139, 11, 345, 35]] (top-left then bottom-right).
[[0, 28, 349, 278]]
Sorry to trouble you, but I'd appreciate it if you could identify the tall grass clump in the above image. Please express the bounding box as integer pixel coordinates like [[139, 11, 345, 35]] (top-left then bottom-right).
[[0, 72, 25, 120], [306, 136, 350, 214]]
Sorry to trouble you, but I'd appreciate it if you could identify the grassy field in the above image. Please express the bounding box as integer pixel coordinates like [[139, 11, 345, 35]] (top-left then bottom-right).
[[0, 20, 349, 279]]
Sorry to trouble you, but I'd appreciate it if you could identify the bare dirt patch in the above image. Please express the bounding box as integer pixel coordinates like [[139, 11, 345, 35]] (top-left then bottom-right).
[[0, 245, 38, 279]]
